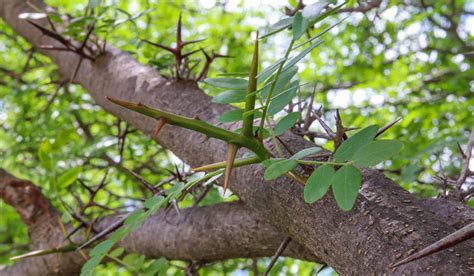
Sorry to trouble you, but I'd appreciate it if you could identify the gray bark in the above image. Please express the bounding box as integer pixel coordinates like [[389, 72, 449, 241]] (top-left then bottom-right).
[[1, 0, 473, 274]]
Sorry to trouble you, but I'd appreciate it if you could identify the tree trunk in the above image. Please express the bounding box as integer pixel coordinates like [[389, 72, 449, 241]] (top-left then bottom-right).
[[0, 0, 473, 274]]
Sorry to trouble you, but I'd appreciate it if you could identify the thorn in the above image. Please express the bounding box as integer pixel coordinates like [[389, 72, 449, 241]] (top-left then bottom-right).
[[152, 118, 167, 139], [77, 215, 127, 250], [193, 115, 201, 120], [174, 163, 183, 182], [200, 135, 209, 144], [223, 144, 238, 194], [391, 222, 474, 268], [182, 48, 201, 59], [375, 118, 401, 138], [142, 39, 176, 54], [456, 142, 467, 159], [182, 38, 206, 47], [177, 12, 183, 47]]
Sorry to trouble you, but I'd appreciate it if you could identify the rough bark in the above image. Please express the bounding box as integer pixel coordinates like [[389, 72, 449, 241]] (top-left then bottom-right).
[[1, 0, 473, 274], [0, 169, 316, 275]]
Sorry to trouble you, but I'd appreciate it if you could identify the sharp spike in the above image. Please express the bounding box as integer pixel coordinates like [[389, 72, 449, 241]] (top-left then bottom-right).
[[223, 144, 238, 194], [153, 118, 167, 139], [182, 38, 206, 47], [177, 12, 183, 46], [391, 222, 474, 268], [376, 118, 402, 138]]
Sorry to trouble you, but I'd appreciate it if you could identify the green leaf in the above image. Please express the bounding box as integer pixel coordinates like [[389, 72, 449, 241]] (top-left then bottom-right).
[[109, 247, 124, 258], [333, 125, 379, 162], [292, 147, 321, 160], [216, 72, 248, 77], [89, 240, 114, 257], [331, 165, 362, 211], [353, 140, 403, 167], [57, 167, 82, 189], [144, 195, 165, 209], [273, 112, 299, 136], [261, 17, 293, 39], [204, 78, 248, 89], [124, 209, 146, 225], [219, 109, 243, 123], [257, 57, 286, 83], [264, 159, 298, 180], [261, 158, 284, 168], [81, 256, 101, 276], [166, 182, 185, 196], [304, 165, 335, 203], [268, 81, 298, 115], [212, 90, 246, 104], [301, 1, 326, 22], [283, 40, 323, 71], [38, 147, 53, 171], [293, 19, 344, 50], [293, 12, 308, 40], [261, 66, 298, 99], [109, 225, 133, 243], [144, 258, 167, 275]]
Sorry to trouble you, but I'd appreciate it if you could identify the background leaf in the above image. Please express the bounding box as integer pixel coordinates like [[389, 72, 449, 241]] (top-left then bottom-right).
[[57, 167, 82, 189]]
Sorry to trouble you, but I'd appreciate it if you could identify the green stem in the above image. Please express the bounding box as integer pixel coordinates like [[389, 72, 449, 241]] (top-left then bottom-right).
[[297, 160, 347, 166], [107, 97, 270, 160], [258, 39, 295, 140]]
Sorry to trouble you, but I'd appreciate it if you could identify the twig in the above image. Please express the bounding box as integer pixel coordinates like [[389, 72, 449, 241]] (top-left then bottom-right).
[[264, 237, 292, 275]]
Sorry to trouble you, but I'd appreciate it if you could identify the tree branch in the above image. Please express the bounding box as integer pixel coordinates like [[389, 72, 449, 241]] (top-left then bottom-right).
[[1, 0, 473, 274], [0, 168, 318, 275]]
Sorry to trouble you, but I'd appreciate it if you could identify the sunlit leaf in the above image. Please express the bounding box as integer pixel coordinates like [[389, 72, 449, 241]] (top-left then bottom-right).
[[57, 167, 82, 189]]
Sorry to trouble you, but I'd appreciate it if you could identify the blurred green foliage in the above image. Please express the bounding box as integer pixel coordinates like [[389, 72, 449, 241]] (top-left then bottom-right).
[[0, 0, 472, 274]]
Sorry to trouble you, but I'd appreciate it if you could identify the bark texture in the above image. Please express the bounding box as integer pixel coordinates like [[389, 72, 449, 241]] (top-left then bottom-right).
[[1, 0, 473, 274]]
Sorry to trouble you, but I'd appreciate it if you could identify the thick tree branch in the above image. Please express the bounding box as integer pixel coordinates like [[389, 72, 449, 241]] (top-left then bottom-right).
[[0, 168, 318, 275], [0, 169, 84, 275], [1, 0, 473, 274]]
